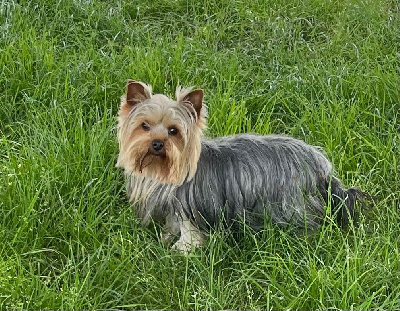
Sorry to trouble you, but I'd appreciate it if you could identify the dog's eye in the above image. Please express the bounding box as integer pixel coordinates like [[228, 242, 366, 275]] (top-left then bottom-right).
[[168, 127, 178, 136], [141, 123, 150, 131]]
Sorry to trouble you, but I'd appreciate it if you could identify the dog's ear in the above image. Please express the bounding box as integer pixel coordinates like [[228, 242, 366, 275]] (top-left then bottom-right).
[[125, 80, 152, 106], [182, 89, 203, 119]]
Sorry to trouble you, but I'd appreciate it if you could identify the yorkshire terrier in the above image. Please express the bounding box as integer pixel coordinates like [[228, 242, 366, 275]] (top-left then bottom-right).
[[116, 80, 366, 252]]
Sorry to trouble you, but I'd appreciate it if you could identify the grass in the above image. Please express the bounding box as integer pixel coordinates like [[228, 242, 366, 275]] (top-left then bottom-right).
[[0, 0, 398, 309]]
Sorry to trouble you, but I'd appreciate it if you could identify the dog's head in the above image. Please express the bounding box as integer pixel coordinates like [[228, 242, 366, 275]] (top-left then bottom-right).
[[116, 80, 206, 185]]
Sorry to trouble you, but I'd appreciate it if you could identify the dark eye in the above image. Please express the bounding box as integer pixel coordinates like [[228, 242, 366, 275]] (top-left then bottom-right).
[[141, 122, 150, 131], [168, 127, 178, 136]]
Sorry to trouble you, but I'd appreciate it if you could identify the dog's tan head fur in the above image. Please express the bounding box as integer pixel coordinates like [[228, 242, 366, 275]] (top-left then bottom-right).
[[116, 80, 206, 185]]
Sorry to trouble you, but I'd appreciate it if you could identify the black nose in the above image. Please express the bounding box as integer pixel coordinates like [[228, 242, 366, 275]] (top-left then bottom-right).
[[152, 140, 164, 151]]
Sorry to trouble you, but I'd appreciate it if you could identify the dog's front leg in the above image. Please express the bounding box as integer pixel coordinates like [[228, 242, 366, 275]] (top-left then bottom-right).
[[161, 211, 181, 243], [172, 217, 205, 253]]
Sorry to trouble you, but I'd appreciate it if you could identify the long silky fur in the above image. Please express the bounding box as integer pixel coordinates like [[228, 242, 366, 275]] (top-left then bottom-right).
[[118, 82, 365, 233], [125, 133, 362, 230]]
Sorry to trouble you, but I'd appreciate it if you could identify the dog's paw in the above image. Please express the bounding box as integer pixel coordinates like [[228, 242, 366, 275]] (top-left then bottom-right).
[[171, 235, 203, 253], [160, 231, 178, 244], [171, 239, 193, 253]]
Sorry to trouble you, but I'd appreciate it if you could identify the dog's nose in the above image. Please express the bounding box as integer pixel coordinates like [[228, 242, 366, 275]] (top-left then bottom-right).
[[152, 140, 164, 152]]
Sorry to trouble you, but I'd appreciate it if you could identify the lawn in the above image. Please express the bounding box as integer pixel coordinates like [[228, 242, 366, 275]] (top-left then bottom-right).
[[0, 0, 399, 309]]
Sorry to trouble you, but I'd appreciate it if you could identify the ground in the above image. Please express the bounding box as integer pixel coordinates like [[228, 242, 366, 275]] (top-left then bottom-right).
[[0, 0, 399, 309]]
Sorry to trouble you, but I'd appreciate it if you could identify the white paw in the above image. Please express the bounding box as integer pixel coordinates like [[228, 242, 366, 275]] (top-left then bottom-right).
[[171, 238, 193, 253], [171, 233, 204, 253], [169, 218, 206, 253]]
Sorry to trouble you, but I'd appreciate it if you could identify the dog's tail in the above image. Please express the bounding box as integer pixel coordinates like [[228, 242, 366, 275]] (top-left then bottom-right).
[[327, 177, 369, 227]]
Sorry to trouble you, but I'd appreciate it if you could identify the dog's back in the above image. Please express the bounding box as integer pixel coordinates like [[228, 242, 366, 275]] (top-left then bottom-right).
[[175, 134, 360, 229]]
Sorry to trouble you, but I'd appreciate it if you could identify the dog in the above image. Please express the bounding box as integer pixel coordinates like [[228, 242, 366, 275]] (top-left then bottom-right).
[[116, 80, 366, 252]]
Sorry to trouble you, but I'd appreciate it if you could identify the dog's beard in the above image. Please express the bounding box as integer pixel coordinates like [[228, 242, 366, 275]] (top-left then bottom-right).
[[133, 148, 176, 183], [138, 150, 168, 174]]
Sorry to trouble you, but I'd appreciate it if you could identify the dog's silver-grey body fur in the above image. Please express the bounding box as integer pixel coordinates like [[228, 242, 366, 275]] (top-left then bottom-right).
[[126, 133, 360, 236]]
